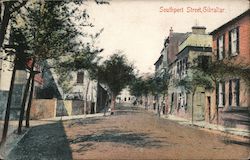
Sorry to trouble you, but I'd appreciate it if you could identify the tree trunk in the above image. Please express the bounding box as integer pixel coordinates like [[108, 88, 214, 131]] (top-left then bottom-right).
[[110, 93, 116, 115], [1, 56, 17, 144], [157, 94, 160, 117], [191, 92, 195, 125], [84, 79, 90, 115], [18, 60, 36, 134], [25, 72, 35, 128], [0, 2, 11, 48], [216, 104, 219, 125]]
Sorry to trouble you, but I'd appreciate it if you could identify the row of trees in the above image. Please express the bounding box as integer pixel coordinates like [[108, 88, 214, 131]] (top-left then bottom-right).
[[129, 70, 169, 116], [129, 54, 249, 123]]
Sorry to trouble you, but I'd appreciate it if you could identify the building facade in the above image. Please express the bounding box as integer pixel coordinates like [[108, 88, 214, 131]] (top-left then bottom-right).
[[209, 9, 250, 129], [167, 26, 212, 120], [116, 86, 136, 104]]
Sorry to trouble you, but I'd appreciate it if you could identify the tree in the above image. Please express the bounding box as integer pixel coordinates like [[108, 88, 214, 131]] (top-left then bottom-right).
[[0, 0, 109, 48], [195, 57, 250, 124], [129, 76, 152, 108], [98, 53, 134, 114], [1, 0, 109, 143], [176, 69, 213, 124], [0, 0, 28, 48], [10, 0, 95, 133], [153, 69, 170, 114], [129, 76, 144, 101]]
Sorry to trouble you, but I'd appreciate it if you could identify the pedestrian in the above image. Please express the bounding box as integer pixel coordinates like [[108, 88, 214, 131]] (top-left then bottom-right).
[[104, 99, 110, 116], [162, 101, 165, 114], [153, 100, 156, 110]]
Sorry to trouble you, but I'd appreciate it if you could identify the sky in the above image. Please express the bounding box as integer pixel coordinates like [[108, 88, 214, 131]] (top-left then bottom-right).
[[83, 0, 249, 74]]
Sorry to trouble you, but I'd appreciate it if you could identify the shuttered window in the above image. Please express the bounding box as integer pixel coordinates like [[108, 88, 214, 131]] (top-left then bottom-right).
[[229, 79, 240, 107], [217, 81, 225, 107], [229, 27, 239, 56], [217, 35, 225, 60]]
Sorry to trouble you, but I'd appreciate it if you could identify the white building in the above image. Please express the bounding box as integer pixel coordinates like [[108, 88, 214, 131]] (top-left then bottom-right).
[[116, 86, 135, 104]]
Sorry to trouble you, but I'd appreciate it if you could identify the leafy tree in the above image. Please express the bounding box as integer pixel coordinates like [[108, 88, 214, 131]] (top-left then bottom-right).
[[129, 76, 144, 100], [98, 52, 134, 114], [0, 0, 28, 48], [195, 57, 250, 124], [11, 0, 103, 132], [1, 0, 109, 143], [176, 69, 213, 124], [0, 0, 109, 48]]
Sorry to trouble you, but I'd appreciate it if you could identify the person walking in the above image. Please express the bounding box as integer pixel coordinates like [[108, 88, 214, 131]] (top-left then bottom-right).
[[104, 99, 110, 116]]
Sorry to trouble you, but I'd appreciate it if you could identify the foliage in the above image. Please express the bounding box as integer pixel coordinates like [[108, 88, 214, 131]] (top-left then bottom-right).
[[197, 59, 250, 87], [129, 76, 145, 98], [176, 69, 214, 94], [0, 0, 109, 49], [98, 52, 135, 97], [56, 29, 104, 75], [11, 1, 81, 61]]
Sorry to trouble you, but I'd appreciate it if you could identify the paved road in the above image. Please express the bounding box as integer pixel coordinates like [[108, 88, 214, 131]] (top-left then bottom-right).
[[8, 104, 250, 159]]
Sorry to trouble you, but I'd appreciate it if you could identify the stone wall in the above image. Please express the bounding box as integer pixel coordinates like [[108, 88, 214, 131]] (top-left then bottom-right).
[[30, 99, 57, 120], [31, 99, 89, 119]]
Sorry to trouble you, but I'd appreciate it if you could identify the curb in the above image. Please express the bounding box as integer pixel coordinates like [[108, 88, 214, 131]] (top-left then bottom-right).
[[41, 113, 105, 121], [137, 105, 250, 140], [162, 115, 250, 139]]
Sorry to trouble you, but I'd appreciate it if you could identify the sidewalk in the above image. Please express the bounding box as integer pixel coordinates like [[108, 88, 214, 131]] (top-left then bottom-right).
[[0, 112, 105, 159], [138, 105, 250, 139], [163, 114, 250, 138]]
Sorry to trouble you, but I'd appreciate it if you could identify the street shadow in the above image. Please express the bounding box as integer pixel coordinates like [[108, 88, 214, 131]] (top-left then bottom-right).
[[222, 108, 250, 138], [70, 129, 164, 152], [222, 139, 250, 147], [114, 105, 143, 116], [116, 105, 141, 110], [67, 117, 103, 128], [7, 121, 72, 160], [115, 110, 142, 116]]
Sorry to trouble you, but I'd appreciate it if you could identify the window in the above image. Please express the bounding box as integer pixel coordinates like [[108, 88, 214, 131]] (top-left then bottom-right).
[[229, 79, 240, 107], [198, 56, 211, 72], [216, 81, 225, 107], [229, 27, 239, 56], [217, 35, 225, 60], [76, 72, 84, 84]]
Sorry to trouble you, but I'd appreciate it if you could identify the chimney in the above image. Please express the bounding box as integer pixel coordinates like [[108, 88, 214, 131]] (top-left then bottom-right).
[[192, 26, 206, 34]]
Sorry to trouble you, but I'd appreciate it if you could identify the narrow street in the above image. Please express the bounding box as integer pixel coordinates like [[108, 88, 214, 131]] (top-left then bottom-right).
[[8, 104, 250, 159]]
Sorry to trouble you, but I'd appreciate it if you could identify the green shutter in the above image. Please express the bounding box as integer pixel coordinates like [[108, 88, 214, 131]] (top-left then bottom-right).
[[229, 80, 232, 106], [222, 81, 225, 106], [216, 81, 219, 106], [216, 38, 219, 60], [235, 79, 240, 106], [223, 34, 225, 58], [229, 31, 232, 55], [236, 27, 240, 54]]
